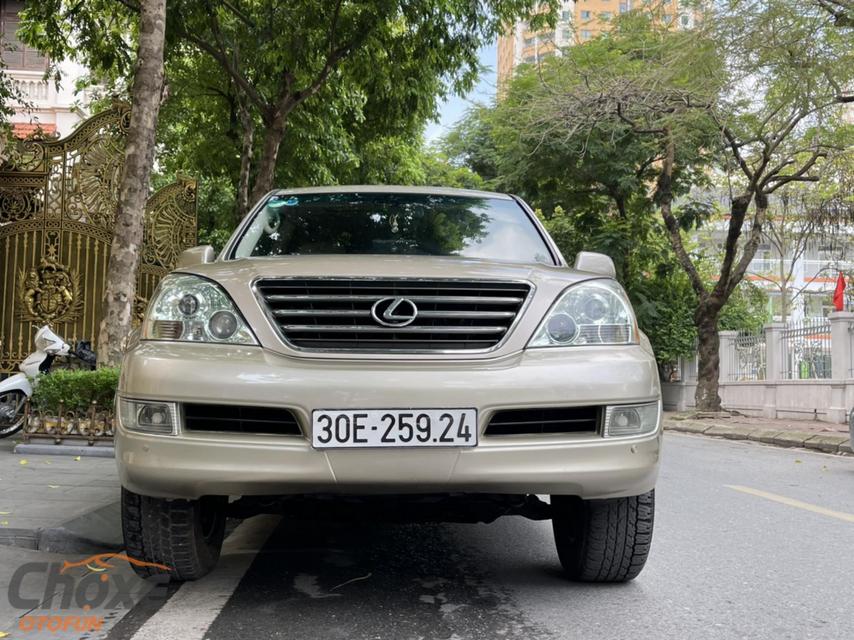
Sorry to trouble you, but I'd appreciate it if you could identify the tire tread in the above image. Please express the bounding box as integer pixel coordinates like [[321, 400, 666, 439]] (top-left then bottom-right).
[[121, 487, 225, 581], [552, 490, 655, 583]]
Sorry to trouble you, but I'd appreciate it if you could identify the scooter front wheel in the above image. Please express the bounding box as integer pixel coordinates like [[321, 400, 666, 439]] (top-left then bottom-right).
[[0, 390, 27, 438]]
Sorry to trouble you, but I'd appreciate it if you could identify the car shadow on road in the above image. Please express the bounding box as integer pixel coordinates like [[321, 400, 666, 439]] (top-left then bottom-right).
[[206, 516, 557, 640]]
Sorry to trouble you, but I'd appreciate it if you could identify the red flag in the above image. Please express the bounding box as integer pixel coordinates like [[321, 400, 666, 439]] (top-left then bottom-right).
[[833, 272, 846, 311]]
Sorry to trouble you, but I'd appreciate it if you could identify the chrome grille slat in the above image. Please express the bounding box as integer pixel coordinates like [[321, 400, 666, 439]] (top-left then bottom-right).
[[281, 325, 508, 334], [272, 309, 516, 319], [273, 309, 372, 317], [256, 278, 532, 352], [417, 310, 516, 319], [265, 294, 524, 304]]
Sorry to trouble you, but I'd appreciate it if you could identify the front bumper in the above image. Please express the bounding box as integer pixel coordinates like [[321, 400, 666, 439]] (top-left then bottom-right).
[[116, 342, 662, 500]]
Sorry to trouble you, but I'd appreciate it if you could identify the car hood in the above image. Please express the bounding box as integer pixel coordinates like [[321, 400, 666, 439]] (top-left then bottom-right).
[[177, 255, 611, 360]]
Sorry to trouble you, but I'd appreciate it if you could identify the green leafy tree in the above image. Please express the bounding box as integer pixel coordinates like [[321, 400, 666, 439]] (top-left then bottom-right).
[[454, 3, 854, 411], [21, 0, 167, 366], [157, 0, 552, 208], [19, 0, 554, 360], [98, 0, 167, 367]]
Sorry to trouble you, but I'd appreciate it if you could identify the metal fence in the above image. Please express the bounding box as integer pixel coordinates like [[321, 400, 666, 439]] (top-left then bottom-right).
[[728, 330, 766, 381], [780, 320, 832, 379]]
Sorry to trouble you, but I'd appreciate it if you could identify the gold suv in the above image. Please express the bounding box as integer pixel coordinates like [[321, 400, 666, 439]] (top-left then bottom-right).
[[117, 186, 661, 583]]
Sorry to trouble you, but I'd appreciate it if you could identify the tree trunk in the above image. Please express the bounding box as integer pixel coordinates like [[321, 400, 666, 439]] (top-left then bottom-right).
[[235, 99, 255, 225], [694, 307, 723, 411], [97, 0, 167, 367], [248, 116, 286, 205]]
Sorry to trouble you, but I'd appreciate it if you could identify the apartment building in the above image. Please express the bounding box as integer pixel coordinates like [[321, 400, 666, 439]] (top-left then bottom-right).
[[1, 0, 91, 138], [497, 0, 697, 91], [696, 204, 849, 323], [746, 239, 849, 322]]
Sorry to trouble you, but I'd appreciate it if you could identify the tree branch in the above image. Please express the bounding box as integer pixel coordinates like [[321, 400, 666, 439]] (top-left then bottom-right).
[[172, 11, 269, 114]]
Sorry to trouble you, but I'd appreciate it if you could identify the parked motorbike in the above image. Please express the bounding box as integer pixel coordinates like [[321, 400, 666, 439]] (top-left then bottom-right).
[[0, 326, 72, 438]]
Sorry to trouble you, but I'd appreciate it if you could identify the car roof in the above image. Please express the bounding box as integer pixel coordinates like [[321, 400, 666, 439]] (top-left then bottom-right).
[[272, 185, 514, 200]]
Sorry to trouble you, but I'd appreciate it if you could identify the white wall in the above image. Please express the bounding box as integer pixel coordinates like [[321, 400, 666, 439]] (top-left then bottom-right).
[[8, 58, 92, 137]]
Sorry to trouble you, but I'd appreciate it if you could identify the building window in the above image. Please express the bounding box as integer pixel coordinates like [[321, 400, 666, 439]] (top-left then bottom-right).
[[523, 55, 537, 64], [524, 36, 535, 47], [581, 10, 591, 19], [581, 29, 592, 40], [620, 2, 630, 12], [805, 293, 833, 320], [663, 14, 673, 25], [680, 14, 690, 26], [561, 28, 571, 41], [601, 11, 612, 19], [561, 10, 571, 21], [1, 0, 48, 71]]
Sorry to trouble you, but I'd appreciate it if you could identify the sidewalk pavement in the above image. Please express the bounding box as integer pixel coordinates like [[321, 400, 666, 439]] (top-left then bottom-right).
[[0, 438, 120, 544], [664, 411, 853, 455], [0, 437, 133, 635]]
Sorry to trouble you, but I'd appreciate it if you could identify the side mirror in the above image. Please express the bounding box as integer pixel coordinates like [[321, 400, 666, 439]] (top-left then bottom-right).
[[176, 245, 215, 268], [573, 251, 616, 278]]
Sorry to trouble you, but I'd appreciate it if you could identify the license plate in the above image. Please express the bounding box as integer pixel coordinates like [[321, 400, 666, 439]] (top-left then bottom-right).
[[311, 409, 477, 449]]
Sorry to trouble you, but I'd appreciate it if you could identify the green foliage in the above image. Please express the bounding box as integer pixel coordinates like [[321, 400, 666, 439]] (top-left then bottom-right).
[[31, 368, 120, 413], [442, 3, 849, 378], [631, 267, 698, 366], [719, 281, 769, 333], [20, 0, 550, 243], [19, 0, 137, 86]]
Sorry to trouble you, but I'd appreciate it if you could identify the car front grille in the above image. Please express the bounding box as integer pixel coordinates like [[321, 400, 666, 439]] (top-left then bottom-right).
[[485, 407, 601, 436], [183, 403, 301, 435], [255, 278, 532, 352]]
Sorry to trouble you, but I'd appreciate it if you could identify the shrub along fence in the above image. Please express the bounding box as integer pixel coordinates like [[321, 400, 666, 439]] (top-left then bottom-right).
[[662, 311, 854, 423], [23, 368, 119, 445]]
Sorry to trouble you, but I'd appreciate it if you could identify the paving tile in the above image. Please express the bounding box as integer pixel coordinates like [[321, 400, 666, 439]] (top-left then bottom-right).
[[664, 420, 711, 434], [704, 424, 750, 440], [769, 431, 812, 448], [746, 428, 784, 443], [803, 434, 849, 453]]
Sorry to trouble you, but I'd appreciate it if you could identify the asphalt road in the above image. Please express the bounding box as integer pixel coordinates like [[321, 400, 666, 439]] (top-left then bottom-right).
[[112, 433, 854, 640]]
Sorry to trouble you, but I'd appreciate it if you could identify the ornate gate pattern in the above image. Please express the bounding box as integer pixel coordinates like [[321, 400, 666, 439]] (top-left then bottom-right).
[[0, 103, 197, 373]]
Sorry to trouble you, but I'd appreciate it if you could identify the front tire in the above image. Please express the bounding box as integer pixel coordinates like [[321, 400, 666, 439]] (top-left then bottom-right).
[[121, 487, 226, 581], [0, 390, 27, 438], [551, 490, 654, 583]]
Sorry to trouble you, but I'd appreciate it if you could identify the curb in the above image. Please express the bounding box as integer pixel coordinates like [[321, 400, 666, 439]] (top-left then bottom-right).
[[664, 420, 853, 455], [13, 443, 115, 458], [0, 501, 121, 554]]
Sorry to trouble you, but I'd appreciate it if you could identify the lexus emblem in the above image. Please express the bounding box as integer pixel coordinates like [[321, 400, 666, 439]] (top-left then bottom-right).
[[371, 297, 418, 327]]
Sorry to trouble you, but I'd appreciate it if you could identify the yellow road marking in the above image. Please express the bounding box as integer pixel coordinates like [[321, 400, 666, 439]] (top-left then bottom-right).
[[725, 485, 854, 524]]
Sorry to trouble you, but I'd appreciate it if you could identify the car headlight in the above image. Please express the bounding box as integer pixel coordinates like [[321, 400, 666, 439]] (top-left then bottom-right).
[[141, 274, 257, 344], [529, 279, 638, 347]]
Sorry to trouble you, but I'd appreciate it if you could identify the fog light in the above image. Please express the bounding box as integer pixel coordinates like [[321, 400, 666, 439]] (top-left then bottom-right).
[[604, 402, 659, 437], [208, 310, 238, 340], [119, 399, 177, 435]]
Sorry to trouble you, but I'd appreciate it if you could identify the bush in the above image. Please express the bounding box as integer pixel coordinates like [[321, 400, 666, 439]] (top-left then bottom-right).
[[31, 368, 120, 413]]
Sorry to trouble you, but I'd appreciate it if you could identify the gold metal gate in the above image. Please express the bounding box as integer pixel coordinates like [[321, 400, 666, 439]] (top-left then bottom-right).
[[0, 102, 197, 372]]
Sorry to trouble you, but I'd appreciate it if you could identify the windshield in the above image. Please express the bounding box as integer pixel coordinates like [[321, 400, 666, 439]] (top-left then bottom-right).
[[231, 192, 555, 265]]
